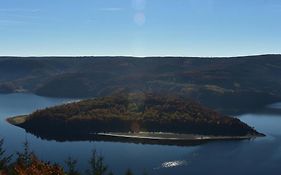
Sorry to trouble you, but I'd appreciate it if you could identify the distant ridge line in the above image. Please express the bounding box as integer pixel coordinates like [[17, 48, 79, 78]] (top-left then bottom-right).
[[0, 54, 281, 59]]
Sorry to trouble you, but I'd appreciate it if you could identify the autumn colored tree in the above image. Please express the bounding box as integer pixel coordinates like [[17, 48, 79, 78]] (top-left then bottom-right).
[[0, 139, 140, 175], [13, 141, 65, 175], [14, 155, 65, 175]]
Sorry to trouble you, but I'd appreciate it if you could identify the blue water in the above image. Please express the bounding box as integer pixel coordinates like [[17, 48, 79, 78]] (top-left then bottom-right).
[[0, 93, 281, 175]]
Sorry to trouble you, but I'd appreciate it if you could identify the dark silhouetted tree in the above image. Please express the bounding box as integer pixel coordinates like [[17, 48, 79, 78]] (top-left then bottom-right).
[[125, 169, 134, 175], [16, 140, 33, 167], [86, 150, 108, 175], [0, 138, 12, 170], [65, 157, 80, 175]]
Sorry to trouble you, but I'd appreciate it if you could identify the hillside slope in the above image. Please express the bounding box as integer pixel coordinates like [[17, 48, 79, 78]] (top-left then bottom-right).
[[1, 55, 281, 114]]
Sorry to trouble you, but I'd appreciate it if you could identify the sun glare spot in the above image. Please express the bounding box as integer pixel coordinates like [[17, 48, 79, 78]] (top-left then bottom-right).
[[161, 160, 187, 168], [154, 160, 188, 170]]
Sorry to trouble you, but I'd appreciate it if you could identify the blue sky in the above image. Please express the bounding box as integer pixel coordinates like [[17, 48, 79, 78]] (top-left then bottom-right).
[[0, 0, 281, 57]]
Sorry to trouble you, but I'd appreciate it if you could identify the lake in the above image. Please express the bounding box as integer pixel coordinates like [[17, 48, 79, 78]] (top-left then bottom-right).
[[0, 93, 281, 175]]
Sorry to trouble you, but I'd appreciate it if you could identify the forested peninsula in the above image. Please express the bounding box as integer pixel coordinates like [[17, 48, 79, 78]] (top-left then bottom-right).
[[8, 93, 264, 142]]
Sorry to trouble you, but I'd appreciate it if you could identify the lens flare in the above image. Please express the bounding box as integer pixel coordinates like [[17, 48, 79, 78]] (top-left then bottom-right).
[[134, 12, 146, 26]]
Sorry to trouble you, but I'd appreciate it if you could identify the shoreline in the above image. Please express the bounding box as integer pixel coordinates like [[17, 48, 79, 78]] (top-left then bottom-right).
[[96, 132, 261, 141], [7, 116, 264, 143], [6, 115, 28, 125]]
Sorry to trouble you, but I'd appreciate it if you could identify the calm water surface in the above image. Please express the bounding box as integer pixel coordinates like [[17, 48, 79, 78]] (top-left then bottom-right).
[[0, 93, 281, 175]]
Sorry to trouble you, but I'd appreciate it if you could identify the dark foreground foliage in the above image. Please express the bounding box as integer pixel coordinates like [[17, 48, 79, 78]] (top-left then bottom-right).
[[0, 138, 138, 175]]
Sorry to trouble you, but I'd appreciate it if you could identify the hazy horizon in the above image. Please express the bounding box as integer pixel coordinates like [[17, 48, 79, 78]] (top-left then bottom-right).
[[0, 54, 281, 58]]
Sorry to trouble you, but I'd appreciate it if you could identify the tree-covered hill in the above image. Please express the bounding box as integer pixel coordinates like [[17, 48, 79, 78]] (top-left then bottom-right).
[[1, 55, 281, 114], [9, 93, 263, 140]]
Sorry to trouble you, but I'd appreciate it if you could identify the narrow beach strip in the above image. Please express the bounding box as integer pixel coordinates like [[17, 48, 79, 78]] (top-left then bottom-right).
[[96, 132, 255, 141]]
